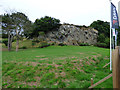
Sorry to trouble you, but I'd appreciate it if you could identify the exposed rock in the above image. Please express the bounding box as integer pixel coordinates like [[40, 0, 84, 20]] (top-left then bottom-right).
[[41, 24, 98, 45]]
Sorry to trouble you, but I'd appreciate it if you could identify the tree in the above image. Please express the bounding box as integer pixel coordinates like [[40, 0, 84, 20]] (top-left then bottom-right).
[[90, 20, 110, 48], [33, 16, 60, 37], [90, 20, 110, 41], [90, 20, 110, 37], [23, 21, 33, 39], [10, 12, 32, 51], [2, 14, 15, 51], [2, 12, 32, 51]]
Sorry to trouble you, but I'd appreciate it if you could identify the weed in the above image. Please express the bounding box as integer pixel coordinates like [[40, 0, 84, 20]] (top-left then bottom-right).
[[88, 57, 91, 60], [65, 68, 70, 72], [26, 79, 36, 82], [14, 78, 18, 81], [57, 67, 63, 70], [59, 70, 62, 73], [7, 85, 12, 88], [58, 80, 66, 88], [57, 62, 62, 65], [92, 58, 96, 61], [6, 70, 14, 75], [17, 70, 22, 74], [2, 83, 8, 86]]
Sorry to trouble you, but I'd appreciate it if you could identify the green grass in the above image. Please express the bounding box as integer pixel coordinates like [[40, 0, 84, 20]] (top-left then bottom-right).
[[2, 46, 112, 88]]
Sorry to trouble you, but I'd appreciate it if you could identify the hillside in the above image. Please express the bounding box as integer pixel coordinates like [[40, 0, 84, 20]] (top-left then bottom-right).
[[2, 46, 111, 88]]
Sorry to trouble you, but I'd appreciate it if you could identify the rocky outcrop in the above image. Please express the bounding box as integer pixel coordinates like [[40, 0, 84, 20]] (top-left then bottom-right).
[[41, 24, 98, 45]]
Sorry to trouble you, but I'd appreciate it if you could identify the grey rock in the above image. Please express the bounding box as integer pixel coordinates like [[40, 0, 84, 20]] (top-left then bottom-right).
[[41, 24, 98, 45]]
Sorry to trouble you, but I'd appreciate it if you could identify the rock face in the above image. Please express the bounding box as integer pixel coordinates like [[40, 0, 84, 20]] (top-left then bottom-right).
[[43, 24, 98, 45]]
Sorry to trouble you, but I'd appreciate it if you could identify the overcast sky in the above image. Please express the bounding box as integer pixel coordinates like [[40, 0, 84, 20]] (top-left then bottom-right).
[[0, 0, 120, 26]]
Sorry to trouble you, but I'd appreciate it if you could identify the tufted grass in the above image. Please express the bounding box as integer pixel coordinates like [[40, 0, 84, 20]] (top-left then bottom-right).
[[2, 46, 112, 88]]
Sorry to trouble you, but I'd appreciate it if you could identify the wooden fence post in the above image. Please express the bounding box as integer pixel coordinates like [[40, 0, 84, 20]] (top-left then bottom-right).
[[112, 46, 120, 89]]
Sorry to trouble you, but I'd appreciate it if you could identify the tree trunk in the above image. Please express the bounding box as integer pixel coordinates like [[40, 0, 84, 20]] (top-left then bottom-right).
[[8, 31, 11, 51], [10, 35, 13, 50], [16, 39, 19, 52], [16, 29, 19, 52]]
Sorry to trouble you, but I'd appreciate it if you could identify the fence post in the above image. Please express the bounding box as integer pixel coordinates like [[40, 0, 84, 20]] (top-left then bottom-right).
[[112, 46, 120, 89]]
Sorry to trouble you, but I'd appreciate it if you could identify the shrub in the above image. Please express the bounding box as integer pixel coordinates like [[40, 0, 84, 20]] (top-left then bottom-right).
[[79, 43, 90, 46], [50, 43, 55, 46], [104, 38, 110, 48], [58, 43, 67, 46], [19, 46, 27, 49], [38, 42, 50, 48], [32, 42, 35, 46], [96, 43, 107, 48], [2, 39, 8, 46]]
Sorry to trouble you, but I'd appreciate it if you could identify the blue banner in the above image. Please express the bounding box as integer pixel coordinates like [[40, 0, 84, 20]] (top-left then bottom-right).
[[111, 2, 119, 29]]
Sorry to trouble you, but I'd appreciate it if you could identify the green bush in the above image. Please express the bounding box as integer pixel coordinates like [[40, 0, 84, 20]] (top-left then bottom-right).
[[96, 43, 107, 48], [104, 38, 110, 48], [58, 43, 67, 46], [50, 43, 55, 46], [32, 42, 35, 46], [79, 43, 90, 46], [19, 46, 27, 49], [38, 43, 50, 48], [2, 39, 8, 46]]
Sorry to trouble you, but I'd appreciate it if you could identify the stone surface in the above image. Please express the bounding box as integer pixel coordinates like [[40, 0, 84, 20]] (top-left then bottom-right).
[[41, 24, 98, 45]]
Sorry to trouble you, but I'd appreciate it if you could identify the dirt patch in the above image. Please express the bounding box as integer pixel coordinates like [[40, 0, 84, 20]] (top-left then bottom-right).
[[34, 76, 41, 81], [90, 59, 96, 63], [55, 73, 59, 78], [92, 54, 101, 59], [34, 58, 48, 60], [55, 57, 68, 60], [76, 67, 85, 73], [39, 58, 48, 60], [60, 72, 66, 77], [46, 64, 54, 66], [71, 56, 77, 59], [85, 61, 90, 65], [73, 63, 85, 73], [49, 69, 55, 73], [27, 82, 38, 86], [54, 64, 63, 68]]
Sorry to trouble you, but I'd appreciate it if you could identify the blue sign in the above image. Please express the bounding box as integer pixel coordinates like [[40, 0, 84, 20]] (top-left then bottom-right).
[[111, 2, 119, 29]]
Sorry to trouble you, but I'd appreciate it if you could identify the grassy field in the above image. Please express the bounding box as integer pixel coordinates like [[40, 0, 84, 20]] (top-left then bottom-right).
[[2, 46, 112, 88]]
